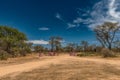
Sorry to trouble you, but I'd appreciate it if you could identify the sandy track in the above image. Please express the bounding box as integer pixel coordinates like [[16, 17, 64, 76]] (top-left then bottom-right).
[[0, 55, 120, 77], [0, 56, 67, 77]]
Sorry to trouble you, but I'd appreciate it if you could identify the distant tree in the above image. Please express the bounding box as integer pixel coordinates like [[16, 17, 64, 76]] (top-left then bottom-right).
[[94, 22, 120, 50], [75, 45, 83, 52], [54, 37, 63, 52], [49, 36, 63, 52], [86, 44, 97, 52], [34, 45, 44, 53], [49, 37, 55, 52], [64, 43, 76, 52], [80, 41, 89, 51]]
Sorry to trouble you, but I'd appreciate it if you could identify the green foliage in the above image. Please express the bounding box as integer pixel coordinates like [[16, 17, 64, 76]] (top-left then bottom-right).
[[20, 49, 27, 56], [0, 26, 27, 40], [0, 25, 31, 59], [0, 50, 9, 60], [9, 47, 21, 58], [0, 26, 27, 52], [34, 45, 44, 53], [24, 47, 32, 53]]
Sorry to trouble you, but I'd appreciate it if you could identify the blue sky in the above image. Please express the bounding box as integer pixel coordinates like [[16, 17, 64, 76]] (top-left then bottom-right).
[[0, 0, 120, 45]]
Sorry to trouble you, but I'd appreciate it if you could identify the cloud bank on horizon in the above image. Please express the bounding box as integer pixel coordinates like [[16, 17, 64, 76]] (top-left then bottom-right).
[[26, 40, 49, 45]]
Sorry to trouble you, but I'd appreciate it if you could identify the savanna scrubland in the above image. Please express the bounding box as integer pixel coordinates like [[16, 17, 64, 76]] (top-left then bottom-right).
[[0, 22, 120, 80]]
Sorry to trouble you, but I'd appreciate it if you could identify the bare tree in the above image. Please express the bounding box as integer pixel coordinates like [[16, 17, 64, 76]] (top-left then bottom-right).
[[94, 22, 120, 50]]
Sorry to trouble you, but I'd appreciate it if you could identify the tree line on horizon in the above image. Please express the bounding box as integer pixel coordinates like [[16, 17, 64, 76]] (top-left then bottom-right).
[[0, 22, 120, 60]]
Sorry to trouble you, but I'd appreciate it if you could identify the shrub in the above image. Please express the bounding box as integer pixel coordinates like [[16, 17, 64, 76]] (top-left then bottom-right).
[[77, 53, 87, 57], [101, 48, 116, 58], [10, 48, 21, 58], [20, 49, 27, 56], [0, 50, 9, 60], [25, 48, 32, 53], [77, 52, 95, 57]]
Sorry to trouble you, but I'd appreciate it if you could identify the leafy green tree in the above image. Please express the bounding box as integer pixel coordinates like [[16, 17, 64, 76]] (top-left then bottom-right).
[[0, 25, 28, 57]]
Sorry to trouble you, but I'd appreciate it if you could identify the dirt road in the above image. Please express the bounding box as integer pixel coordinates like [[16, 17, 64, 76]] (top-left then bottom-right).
[[0, 55, 120, 78]]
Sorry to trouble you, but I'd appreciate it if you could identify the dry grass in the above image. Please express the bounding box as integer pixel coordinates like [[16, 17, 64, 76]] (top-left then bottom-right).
[[0, 53, 55, 67], [0, 53, 39, 67], [1, 58, 120, 80]]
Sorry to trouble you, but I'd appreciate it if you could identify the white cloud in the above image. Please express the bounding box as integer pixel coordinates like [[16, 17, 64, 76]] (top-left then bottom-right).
[[108, 0, 120, 19], [67, 23, 77, 29], [56, 13, 62, 20], [55, 13, 80, 29], [55, 13, 67, 23], [26, 40, 49, 45], [39, 27, 49, 31], [71, 0, 120, 29], [73, 18, 83, 24], [89, 0, 120, 28], [55, 0, 120, 29]]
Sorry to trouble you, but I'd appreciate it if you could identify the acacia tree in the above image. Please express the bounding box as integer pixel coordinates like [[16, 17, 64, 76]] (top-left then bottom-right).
[[94, 22, 120, 50], [49, 36, 62, 52]]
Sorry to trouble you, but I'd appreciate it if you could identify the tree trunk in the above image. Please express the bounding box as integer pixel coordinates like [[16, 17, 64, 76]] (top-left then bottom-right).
[[108, 44, 112, 50]]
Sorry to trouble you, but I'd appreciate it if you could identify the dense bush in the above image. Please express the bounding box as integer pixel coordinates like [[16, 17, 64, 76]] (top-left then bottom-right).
[[0, 26, 32, 59], [9, 48, 21, 58], [0, 50, 9, 60], [101, 48, 116, 58]]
